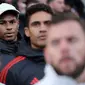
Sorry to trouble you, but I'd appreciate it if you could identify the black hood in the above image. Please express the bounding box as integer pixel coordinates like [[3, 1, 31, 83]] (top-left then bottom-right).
[[17, 36, 45, 63]]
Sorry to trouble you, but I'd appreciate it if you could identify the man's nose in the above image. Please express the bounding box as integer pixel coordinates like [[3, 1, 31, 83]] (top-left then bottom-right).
[[40, 23, 47, 32], [60, 40, 70, 55], [6, 23, 12, 30]]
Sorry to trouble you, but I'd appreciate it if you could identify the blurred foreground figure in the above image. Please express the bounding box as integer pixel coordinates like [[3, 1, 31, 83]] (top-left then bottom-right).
[[34, 12, 85, 85], [47, 0, 65, 12]]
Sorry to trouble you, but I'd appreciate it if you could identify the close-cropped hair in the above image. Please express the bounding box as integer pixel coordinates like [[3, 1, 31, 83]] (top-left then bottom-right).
[[25, 3, 53, 27], [51, 11, 85, 31]]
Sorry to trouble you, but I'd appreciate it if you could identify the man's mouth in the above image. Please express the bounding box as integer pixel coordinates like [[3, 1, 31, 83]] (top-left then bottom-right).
[[39, 35, 46, 40], [5, 32, 14, 37], [60, 57, 73, 63]]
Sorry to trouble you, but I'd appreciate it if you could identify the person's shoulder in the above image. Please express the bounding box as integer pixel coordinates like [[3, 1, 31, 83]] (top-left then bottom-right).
[[8, 57, 42, 75], [6, 57, 45, 85]]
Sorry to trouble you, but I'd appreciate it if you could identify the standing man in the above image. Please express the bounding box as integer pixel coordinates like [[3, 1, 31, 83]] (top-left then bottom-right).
[[35, 12, 85, 85], [1, 3, 53, 85]]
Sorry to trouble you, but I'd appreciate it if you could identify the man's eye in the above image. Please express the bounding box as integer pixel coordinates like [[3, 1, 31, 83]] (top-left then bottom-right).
[[32, 22, 40, 27], [33, 22, 39, 26], [33, 23, 38, 26], [44, 21, 51, 26], [68, 37, 78, 43], [10, 20, 16, 24]]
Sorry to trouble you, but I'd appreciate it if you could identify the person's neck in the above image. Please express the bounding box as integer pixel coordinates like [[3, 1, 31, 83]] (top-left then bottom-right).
[[31, 44, 45, 50]]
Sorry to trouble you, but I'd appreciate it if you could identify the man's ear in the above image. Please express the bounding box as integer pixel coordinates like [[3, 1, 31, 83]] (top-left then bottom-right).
[[24, 27, 30, 37], [44, 48, 51, 64]]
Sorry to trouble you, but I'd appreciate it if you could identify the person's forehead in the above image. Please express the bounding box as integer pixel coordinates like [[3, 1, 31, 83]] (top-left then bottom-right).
[[48, 20, 83, 37], [0, 13, 17, 20], [30, 11, 52, 22], [31, 11, 51, 17], [51, 20, 81, 29]]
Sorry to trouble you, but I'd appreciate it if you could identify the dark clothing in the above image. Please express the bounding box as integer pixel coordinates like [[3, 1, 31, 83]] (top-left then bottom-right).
[[0, 34, 45, 85], [6, 56, 45, 85], [0, 33, 25, 71], [6, 51, 45, 85], [5, 37, 45, 85]]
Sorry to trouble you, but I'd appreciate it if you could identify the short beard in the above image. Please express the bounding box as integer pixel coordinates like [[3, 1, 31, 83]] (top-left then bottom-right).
[[52, 63, 85, 79]]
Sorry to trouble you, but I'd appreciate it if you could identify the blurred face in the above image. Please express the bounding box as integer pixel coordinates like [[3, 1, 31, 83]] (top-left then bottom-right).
[[18, 0, 26, 14], [0, 14, 19, 41], [25, 11, 52, 49], [49, 0, 65, 12], [38, 0, 47, 4], [5, 0, 12, 4], [45, 20, 85, 78]]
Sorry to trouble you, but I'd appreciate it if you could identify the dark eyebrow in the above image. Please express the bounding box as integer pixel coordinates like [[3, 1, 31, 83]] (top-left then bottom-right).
[[31, 21, 40, 26], [44, 20, 51, 24]]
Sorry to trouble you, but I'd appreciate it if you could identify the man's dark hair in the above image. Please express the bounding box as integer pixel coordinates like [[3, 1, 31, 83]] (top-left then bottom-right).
[[51, 11, 85, 31], [25, 3, 53, 27]]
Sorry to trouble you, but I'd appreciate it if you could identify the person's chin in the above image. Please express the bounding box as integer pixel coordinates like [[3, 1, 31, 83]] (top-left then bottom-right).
[[57, 64, 76, 75], [4, 37, 14, 41]]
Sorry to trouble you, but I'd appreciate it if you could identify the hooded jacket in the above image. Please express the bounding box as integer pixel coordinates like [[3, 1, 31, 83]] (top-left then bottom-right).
[[5, 37, 45, 85], [0, 33, 24, 71], [5, 50, 45, 85]]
